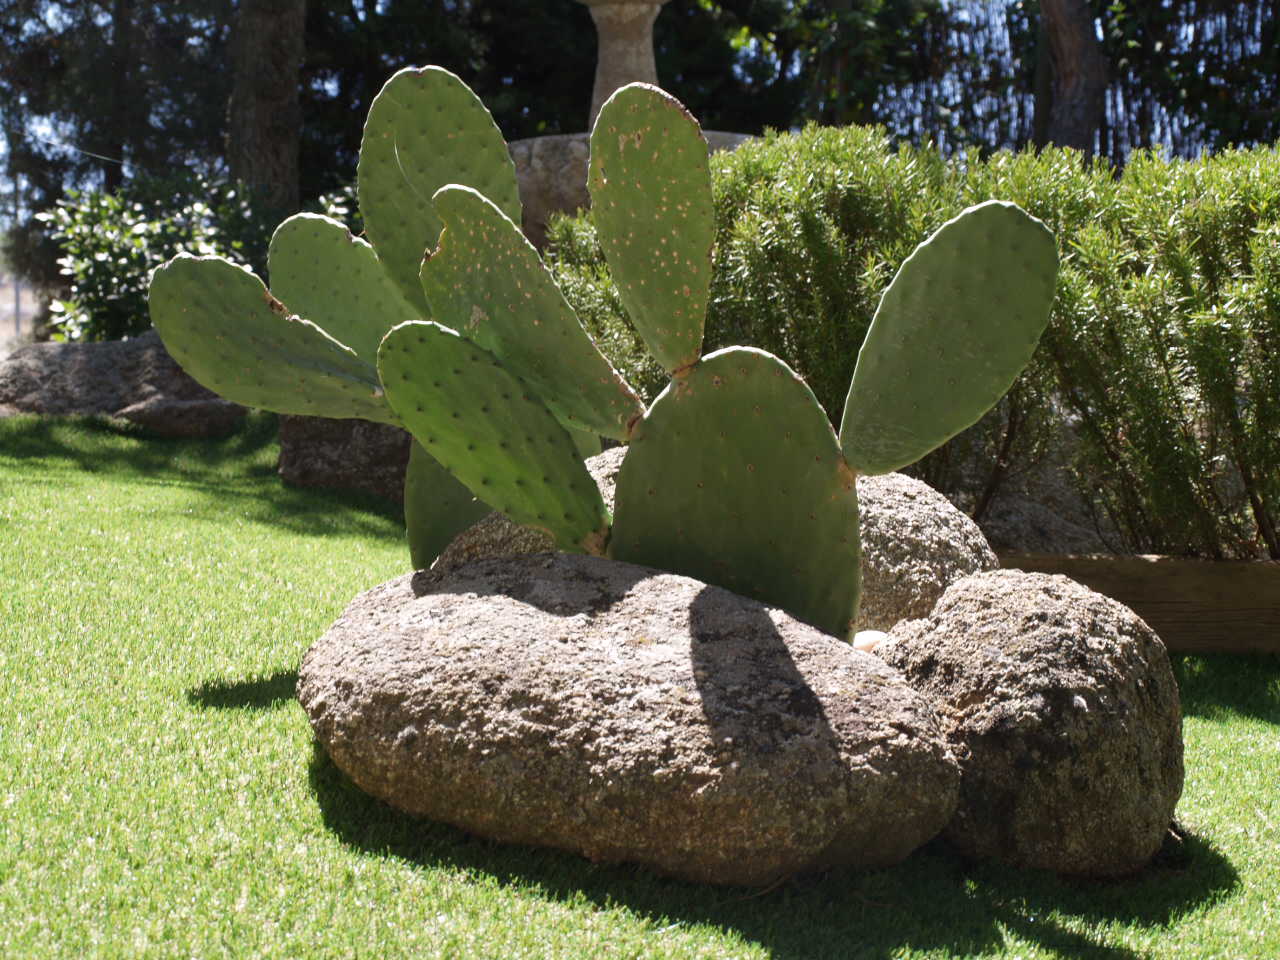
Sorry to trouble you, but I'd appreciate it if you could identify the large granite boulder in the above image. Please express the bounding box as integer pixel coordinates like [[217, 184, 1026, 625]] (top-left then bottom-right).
[[435, 450, 995, 634], [0, 329, 245, 437], [276, 415, 412, 503], [855, 472, 998, 632], [879, 569, 1184, 877], [298, 553, 960, 886]]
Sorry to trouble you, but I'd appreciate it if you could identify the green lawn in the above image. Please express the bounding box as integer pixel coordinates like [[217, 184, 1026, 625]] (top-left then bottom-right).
[[2, 413, 1277, 959]]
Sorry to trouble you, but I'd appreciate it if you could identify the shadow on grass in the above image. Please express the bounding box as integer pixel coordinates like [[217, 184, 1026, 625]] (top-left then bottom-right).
[[306, 745, 1238, 960], [0, 413, 406, 543], [1173, 653, 1280, 724], [0, 411, 280, 477], [187, 670, 299, 710]]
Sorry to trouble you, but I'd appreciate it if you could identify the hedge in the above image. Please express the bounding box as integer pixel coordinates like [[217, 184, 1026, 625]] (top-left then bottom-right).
[[546, 127, 1280, 560]]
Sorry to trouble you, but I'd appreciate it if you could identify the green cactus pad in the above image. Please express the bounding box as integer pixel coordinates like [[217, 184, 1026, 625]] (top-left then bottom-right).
[[404, 439, 491, 570], [588, 83, 713, 374], [149, 254, 396, 424], [840, 200, 1059, 475], [568, 427, 602, 460], [420, 185, 644, 440], [267, 213, 421, 363], [610, 347, 861, 638], [358, 66, 521, 314], [378, 321, 608, 553]]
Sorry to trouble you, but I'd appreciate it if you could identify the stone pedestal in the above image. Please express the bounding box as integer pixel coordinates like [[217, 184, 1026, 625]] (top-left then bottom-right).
[[577, 0, 672, 129]]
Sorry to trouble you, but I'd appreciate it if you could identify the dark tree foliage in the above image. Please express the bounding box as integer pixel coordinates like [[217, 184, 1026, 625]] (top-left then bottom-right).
[[1099, 0, 1280, 159], [870, 0, 1280, 163], [8, 0, 1280, 292], [299, 0, 598, 200], [0, 0, 233, 285]]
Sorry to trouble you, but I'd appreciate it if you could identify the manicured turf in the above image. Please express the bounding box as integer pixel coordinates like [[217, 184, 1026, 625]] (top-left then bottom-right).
[[2, 413, 1278, 958]]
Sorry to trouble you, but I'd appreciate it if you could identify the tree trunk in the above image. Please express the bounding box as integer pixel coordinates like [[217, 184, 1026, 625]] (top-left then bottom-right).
[[1040, 0, 1108, 153], [227, 0, 306, 216], [1031, 14, 1052, 148], [104, 0, 134, 192]]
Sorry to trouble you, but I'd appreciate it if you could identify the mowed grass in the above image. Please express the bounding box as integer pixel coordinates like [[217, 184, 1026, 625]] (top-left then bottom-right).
[[1, 413, 1278, 959]]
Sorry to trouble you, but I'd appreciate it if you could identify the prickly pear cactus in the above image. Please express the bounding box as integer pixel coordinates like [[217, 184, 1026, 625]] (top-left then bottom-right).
[[378, 320, 609, 555], [404, 439, 490, 570], [420, 185, 643, 441], [148, 63, 1059, 643], [149, 254, 395, 424], [588, 84, 713, 374], [610, 347, 861, 637], [148, 66, 551, 574], [840, 200, 1059, 475], [268, 213, 420, 363], [358, 66, 521, 314]]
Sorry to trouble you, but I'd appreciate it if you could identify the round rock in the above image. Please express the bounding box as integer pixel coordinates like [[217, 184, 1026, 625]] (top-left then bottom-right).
[[298, 552, 960, 886], [853, 472, 997, 632], [879, 569, 1184, 876]]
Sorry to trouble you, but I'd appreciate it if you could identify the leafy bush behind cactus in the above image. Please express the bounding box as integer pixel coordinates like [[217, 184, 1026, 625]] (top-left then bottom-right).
[[547, 129, 1280, 560], [37, 175, 360, 342]]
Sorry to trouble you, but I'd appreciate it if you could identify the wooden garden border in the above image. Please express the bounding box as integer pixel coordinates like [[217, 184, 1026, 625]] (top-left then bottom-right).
[[999, 553, 1280, 655]]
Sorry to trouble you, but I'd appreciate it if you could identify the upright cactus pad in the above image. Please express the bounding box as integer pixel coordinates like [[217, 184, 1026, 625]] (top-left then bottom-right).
[[379, 321, 609, 554], [421, 185, 644, 440], [404, 439, 491, 569], [149, 254, 396, 424], [358, 66, 521, 314], [268, 213, 421, 362], [840, 200, 1059, 475], [610, 347, 861, 638], [588, 83, 714, 374]]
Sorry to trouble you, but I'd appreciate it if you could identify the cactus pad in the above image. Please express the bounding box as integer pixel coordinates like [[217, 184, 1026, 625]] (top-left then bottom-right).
[[588, 83, 713, 374], [358, 66, 521, 314], [840, 200, 1059, 475], [149, 254, 396, 424], [404, 439, 491, 570], [268, 213, 421, 362], [610, 347, 861, 638], [421, 185, 644, 440], [378, 321, 608, 554]]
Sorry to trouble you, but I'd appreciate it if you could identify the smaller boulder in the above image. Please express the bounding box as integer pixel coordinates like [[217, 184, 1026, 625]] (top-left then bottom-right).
[[116, 396, 246, 438], [879, 569, 1184, 877], [299, 553, 961, 886], [276, 415, 412, 503], [0, 329, 247, 437], [854, 472, 998, 632]]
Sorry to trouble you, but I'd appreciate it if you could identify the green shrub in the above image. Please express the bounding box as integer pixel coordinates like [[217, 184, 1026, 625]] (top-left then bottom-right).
[[548, 127, 1280, 559], [1049, 148, 1280, 558], [36, 176, 360, 343]]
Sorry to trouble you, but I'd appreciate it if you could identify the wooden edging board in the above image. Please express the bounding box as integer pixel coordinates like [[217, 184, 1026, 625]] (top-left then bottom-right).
[[998, 553, 1280, 656]]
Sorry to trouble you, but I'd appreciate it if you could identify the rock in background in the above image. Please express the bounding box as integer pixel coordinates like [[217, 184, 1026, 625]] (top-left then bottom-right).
[[0, 329, 245, 437], [879, 569, 1184, 876], [299, 552, 961, 886], [276, 415, 411, 503]]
